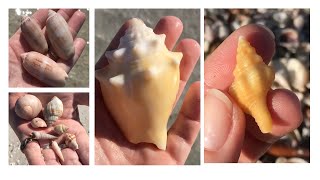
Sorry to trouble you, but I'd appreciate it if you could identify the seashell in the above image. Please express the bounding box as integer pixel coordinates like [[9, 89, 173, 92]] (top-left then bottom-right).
[[44, 96, 64, 126], [287, 58, 309, 93], [21, 51, 68, 87], [31, 117, 47, 128], [20, 16, 48, 54], [229, 37, 275, 133], [46, 10, 75, 60], [15, 94, 42, 120], [30, 131, 57, 140], [65, 133, 79, 150], [51, 140, 64, 162], [53, 124, 69, 135], [95, 18, 183, 150]]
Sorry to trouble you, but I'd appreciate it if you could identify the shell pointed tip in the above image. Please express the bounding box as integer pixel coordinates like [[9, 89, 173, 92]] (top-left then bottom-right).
[[20, 53, 28, 61]]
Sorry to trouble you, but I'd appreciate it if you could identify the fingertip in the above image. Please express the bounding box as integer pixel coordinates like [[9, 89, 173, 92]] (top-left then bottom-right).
[[154, 16, 183, 50]]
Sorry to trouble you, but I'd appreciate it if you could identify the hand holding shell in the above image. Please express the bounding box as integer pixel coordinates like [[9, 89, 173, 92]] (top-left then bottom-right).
[[229, 37, 275, 133]]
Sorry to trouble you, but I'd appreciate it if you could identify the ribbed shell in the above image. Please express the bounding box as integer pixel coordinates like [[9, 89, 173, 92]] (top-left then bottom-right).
[[44, 96, 64, 126], [229, 37, 275, 133]]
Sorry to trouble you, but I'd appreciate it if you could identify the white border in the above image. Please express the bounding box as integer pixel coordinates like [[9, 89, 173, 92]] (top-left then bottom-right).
[[1, 0, 317, 179]]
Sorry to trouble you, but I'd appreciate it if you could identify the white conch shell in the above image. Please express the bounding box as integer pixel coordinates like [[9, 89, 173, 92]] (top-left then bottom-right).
[[95, 18, 183, 150], [15, 94, 42, 120], [44, 96, 63, 126], [31, 117, 47, 128], [31, 131, 57, 140], [51, 140, 64, 162], [65, 133, 79, 150], [53, 124, 69, 135]]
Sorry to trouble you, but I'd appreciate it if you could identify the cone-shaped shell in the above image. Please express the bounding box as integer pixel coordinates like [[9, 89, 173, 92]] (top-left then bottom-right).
[[53, 124, 69, 135], [31, 117, 47, 128], [31, 131, 57, 139], [21, 16, 48, 54], [51, 140, 64, 162], [229, 37, 275, 133], [65, 133, 79, 150], [46, 10, 75, 60], [44, 96, 64, 126], [21, 51, 68, 87], [15, 94, 42, 120], [96, 18, 182, 150]]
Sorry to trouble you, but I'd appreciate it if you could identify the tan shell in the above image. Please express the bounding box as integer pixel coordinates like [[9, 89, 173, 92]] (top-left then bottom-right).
[[31, 131, 57, 139], [21, 51, 68, 87], [65, 133, 79, 150], [46, 10, 75, 60], [229, 37, 275, 133], [53, 124, 69, 135], [21, 16, 48, 54], [44, 96, 64, 126], [15, 94, 42, 120], [95, 18, 182, 150], [51, 140, 64, 162], [31, 117, 47, 128]]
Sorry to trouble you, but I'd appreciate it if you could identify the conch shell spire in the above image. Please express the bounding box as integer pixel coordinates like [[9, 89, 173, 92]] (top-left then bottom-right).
[[229, 37, 275, 133], [96, 18, 183, 150]]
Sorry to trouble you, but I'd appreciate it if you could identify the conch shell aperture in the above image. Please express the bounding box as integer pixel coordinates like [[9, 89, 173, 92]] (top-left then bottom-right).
[[229, 37, 275, 133], [95, 18, 183, 150]]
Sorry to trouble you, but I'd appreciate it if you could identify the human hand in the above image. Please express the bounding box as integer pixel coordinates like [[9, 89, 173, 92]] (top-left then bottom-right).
[[95, 16, 200, 164], [9, 9, 86, 87], [204, 24, 302, 162], [9, 93, 89, 165]]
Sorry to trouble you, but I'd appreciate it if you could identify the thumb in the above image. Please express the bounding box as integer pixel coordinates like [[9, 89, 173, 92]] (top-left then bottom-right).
[[204, 89, 246, 163]]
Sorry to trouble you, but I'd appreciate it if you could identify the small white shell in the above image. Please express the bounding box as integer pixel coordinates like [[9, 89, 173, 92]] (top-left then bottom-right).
[[31, 131, 57, 140], [51, 140, 64, 162], [15, 94, 42, 120], [287, 58, 309, 92], [44, 96, 64, 126], [65, 133, 78, 150], [31, 117, 47, 128]]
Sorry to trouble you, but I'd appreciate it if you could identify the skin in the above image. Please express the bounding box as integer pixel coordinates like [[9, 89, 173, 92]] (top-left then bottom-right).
[[9, 9, 87, 87], [9, 93, 89, 165], [95, 16, 200, 164], [204, 24, 303, 162]]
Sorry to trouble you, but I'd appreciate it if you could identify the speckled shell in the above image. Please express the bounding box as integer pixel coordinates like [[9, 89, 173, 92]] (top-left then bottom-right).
[[54, 124, 69, 135], [95, 18, 182, 150], [44, 96, 64, 126], [46, 10, 75, 60], [51, 140, 64, 162], [15, 94, 42, 120], [31, 131, 57, 139], [229, 37, 275, 133], [31, 117, 47, 128], [65, 133, 79, 150], [21, 51, 68, 87], [21, 16, 48, 54]]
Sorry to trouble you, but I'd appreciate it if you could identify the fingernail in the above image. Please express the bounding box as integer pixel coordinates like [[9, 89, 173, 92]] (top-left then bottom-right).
[[257, 24, 275, 39], [204, 89, 233, 151]]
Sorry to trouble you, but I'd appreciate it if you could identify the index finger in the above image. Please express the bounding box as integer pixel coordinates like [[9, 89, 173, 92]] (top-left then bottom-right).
[[204, 24, 275, 91]]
